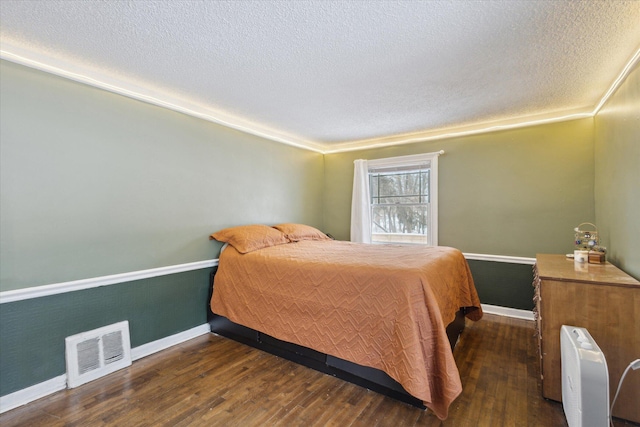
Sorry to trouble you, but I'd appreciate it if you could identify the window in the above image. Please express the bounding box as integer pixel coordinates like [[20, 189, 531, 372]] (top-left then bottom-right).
[[352, 152, 441, 245], [369, 166, 431, 244]]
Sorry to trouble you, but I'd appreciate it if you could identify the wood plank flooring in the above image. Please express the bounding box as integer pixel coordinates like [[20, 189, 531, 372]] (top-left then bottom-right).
[[1, 314, 636, 426]]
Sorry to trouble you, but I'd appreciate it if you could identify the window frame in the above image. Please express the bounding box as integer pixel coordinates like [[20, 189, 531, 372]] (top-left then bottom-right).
[[366, 152, 440, 246]]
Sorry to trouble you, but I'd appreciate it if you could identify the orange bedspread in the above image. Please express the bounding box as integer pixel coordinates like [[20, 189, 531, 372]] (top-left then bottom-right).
[[210, 240, 482, 419]]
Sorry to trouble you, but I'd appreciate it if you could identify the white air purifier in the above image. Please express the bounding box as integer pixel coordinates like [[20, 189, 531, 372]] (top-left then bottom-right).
[[560, 325, 609, 427]]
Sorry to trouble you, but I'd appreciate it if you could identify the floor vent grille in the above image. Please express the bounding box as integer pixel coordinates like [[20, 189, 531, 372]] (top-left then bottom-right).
[[65, 321, 132, 388]]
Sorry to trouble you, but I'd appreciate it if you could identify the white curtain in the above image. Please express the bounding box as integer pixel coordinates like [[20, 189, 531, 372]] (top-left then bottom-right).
[[350, 159, 371, 243]]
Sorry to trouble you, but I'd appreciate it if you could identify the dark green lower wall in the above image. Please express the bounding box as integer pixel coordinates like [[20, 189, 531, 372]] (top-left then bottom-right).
[[0, 268, 212, 397], [1, 260, 532, 398], [467, 260, 535, 310]]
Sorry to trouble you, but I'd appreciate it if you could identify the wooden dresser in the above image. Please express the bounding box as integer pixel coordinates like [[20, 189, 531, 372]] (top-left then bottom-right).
[[533, 254, 640, 423]]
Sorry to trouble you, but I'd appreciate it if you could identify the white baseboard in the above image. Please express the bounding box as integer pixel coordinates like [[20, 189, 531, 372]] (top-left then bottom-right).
[[0, 323, 210, 414], [481, 303, 534, 321], [0, 374, 67, 415], [131, 323, 211, 361]]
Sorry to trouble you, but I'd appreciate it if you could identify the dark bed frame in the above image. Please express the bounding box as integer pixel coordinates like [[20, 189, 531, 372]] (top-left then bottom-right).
[[207, 271, 467, 409]]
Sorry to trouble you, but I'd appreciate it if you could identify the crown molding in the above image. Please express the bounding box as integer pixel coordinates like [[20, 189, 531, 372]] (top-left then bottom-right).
[[321, 110, 594, 154], [3, 43, 639, 155], [592, 46, 640, 115], [0, 45, 326, 154]]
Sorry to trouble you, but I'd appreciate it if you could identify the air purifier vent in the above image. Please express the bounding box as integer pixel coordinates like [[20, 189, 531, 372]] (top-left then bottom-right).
[[560, 325, 609, 427]]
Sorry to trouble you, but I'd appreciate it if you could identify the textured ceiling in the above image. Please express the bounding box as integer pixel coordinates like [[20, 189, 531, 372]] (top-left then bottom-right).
[[1, 1, 640, 152]]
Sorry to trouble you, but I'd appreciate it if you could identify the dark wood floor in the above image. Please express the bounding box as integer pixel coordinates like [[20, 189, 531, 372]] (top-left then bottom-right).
[[1, 314, 635, 426]]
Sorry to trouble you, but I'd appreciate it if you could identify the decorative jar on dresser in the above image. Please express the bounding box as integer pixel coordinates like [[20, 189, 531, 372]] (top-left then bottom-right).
[[533, 254, 640, 423]]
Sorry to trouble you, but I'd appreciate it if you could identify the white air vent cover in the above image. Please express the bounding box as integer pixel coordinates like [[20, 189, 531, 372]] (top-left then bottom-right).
[[65, 321, 132, 388]]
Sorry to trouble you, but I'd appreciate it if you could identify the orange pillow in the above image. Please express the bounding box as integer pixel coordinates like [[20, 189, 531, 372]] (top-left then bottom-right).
[[272, 223, 331, 242], [209, 224, 289, 253]]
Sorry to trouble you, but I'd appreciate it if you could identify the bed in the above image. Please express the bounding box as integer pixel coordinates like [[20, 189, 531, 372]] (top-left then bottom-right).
[[208, 224, 482, 420]]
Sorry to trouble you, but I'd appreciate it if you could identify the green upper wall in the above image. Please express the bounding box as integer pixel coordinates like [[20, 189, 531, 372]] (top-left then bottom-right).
[[0, 60, 325, 291], [594, 63, 640, 280], [2, 56, 638, 290], [324, 119, 595, 258]]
